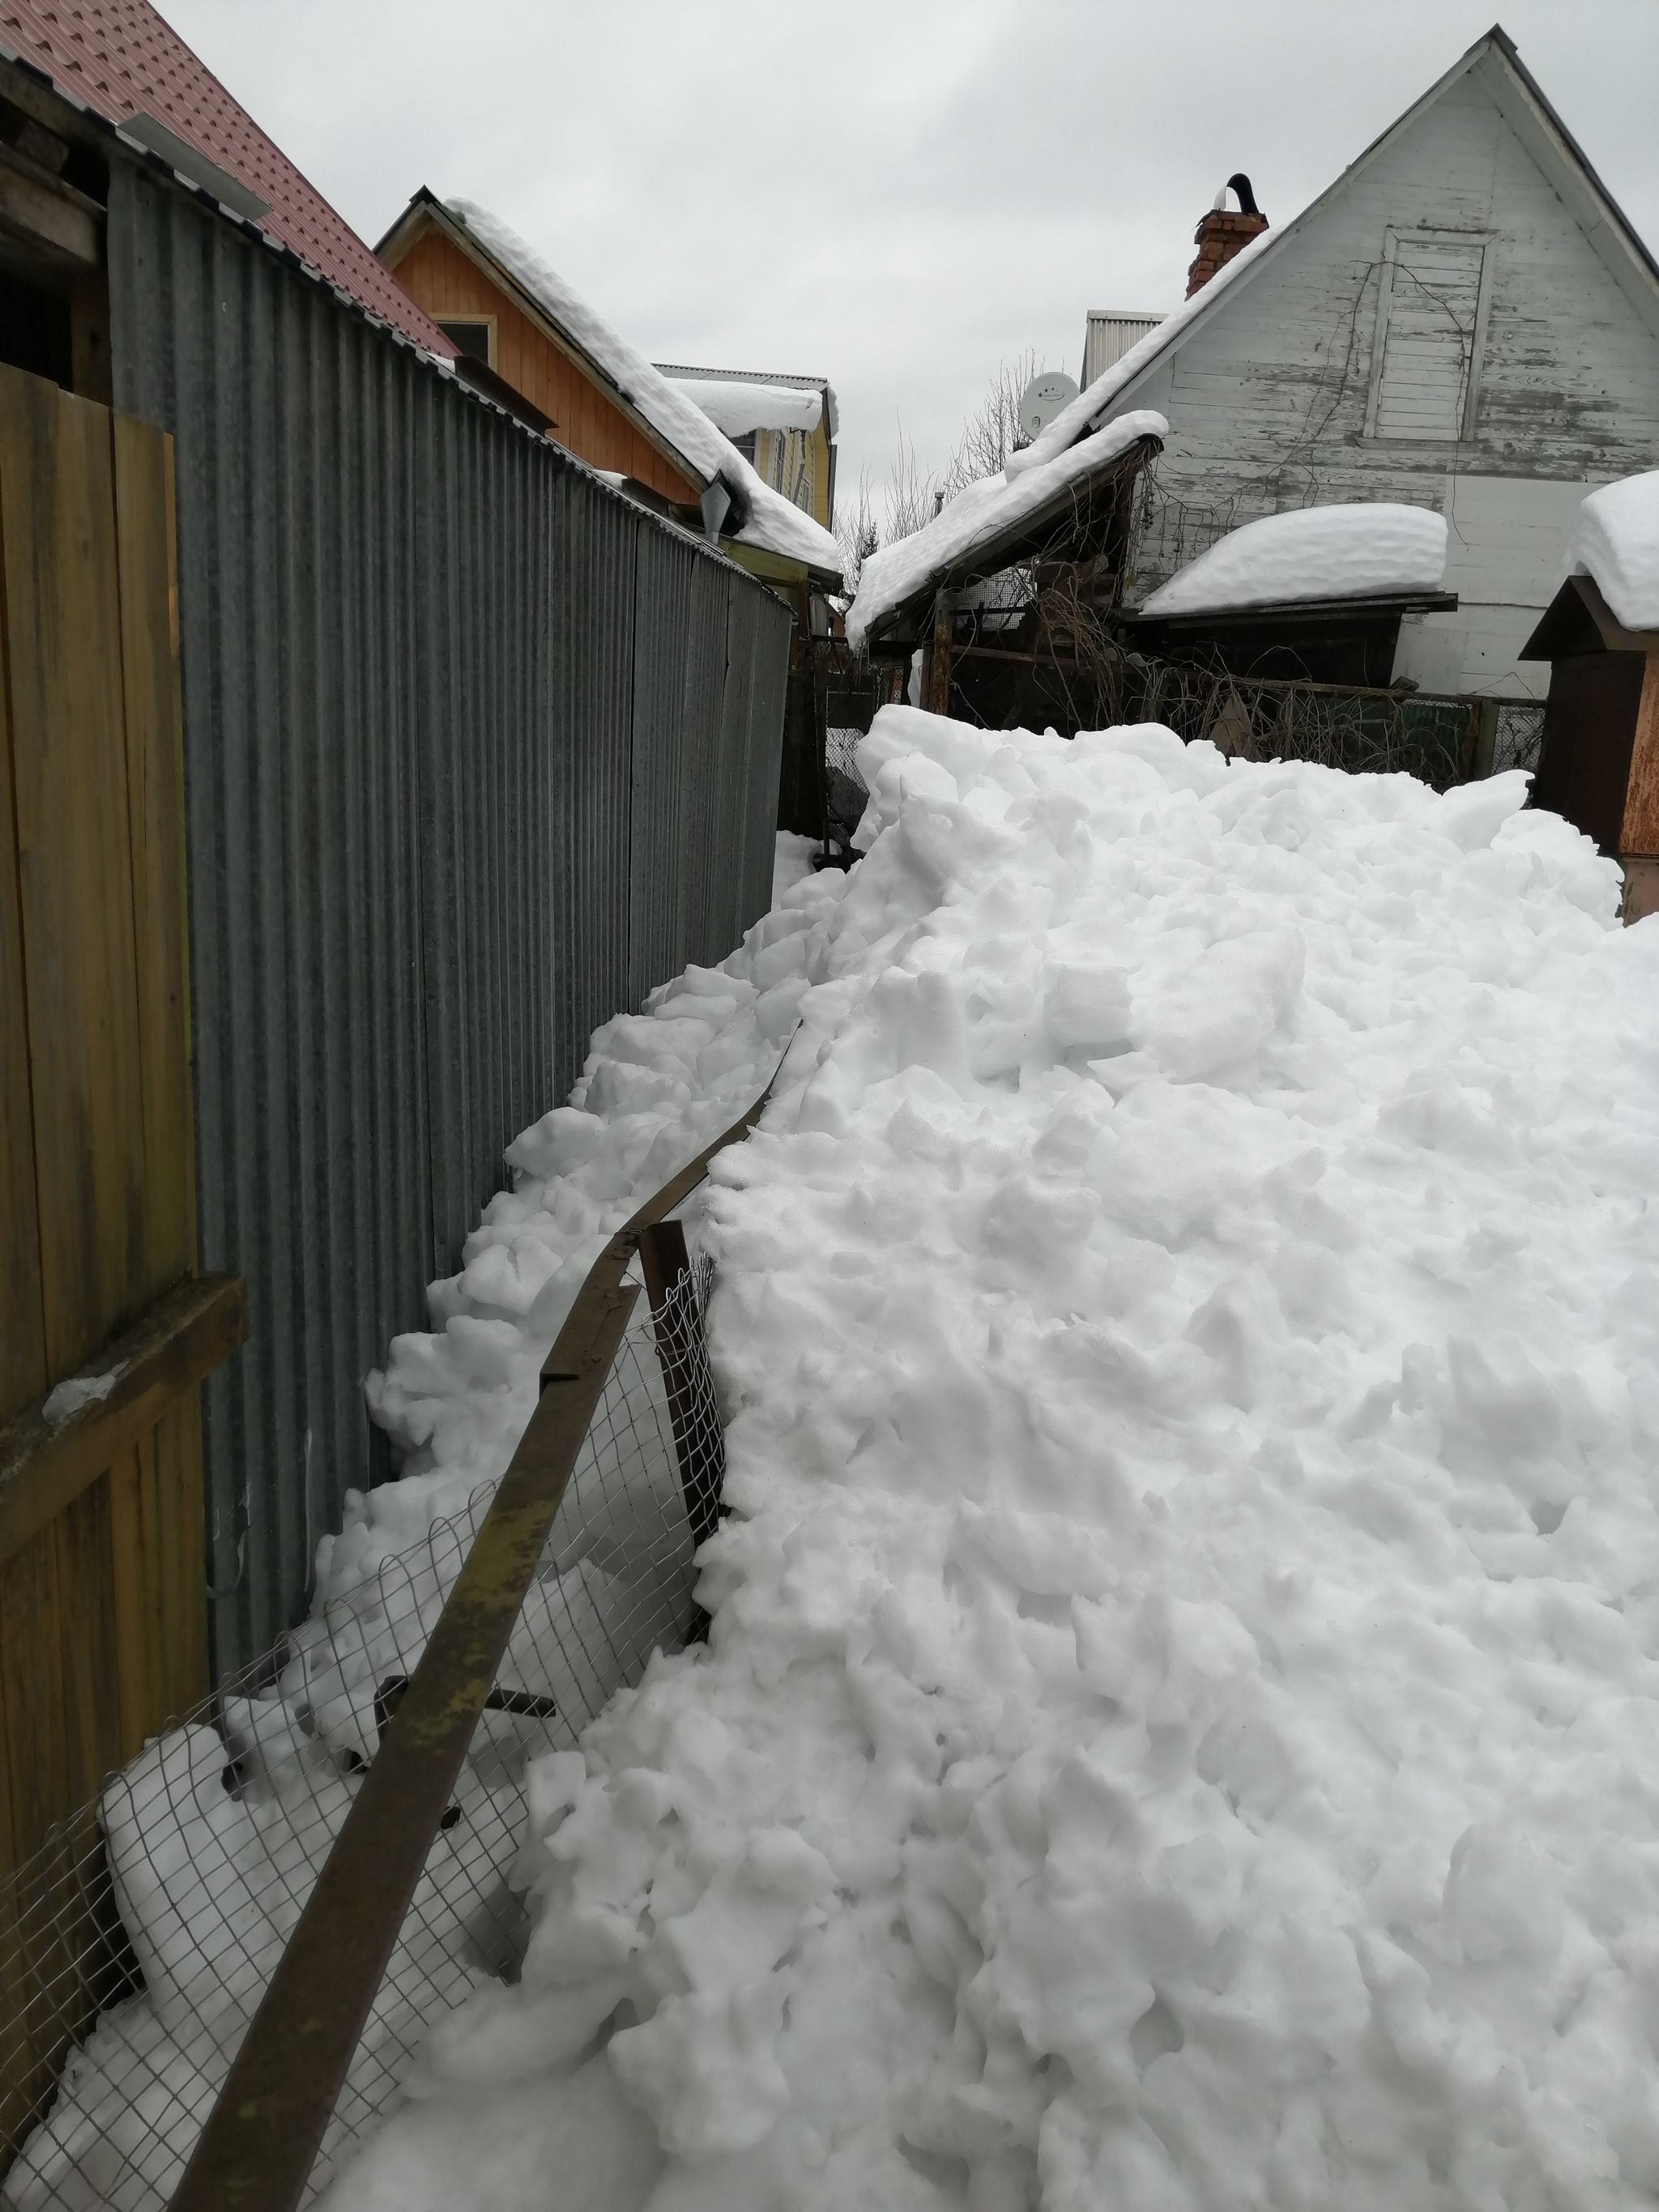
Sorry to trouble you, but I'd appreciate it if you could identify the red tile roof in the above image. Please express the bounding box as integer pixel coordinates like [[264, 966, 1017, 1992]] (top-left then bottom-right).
[[0, 0, 454, 356]]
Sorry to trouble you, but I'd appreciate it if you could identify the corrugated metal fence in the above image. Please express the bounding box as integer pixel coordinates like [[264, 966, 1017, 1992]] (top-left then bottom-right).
[[104, 163, 789, 1675]]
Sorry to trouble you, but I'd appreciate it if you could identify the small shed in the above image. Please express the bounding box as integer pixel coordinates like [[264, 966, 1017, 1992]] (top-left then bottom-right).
[[1522, 573, 1659, 920], [1121, 585, 1458, 688]]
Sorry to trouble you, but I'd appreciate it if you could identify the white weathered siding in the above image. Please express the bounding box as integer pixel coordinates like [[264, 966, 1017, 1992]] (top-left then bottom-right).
[[1115, 52, 1659, 697]]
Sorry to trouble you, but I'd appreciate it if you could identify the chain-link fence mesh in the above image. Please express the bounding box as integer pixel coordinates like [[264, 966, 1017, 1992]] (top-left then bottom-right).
[[1492, 701, 1546, 778], [1, 1257, 720, 2210]]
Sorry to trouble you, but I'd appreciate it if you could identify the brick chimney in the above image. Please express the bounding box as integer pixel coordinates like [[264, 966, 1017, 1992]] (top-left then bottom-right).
[[1186, 172, 1268, 297]]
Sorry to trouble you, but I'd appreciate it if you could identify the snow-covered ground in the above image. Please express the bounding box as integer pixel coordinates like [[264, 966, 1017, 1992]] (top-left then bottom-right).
[[324, 707, 1659, 2212]]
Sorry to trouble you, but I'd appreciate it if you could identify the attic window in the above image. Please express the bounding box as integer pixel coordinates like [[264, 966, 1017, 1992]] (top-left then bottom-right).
[[438, 318, 494, 368], [1364, 229, 1495, 444]]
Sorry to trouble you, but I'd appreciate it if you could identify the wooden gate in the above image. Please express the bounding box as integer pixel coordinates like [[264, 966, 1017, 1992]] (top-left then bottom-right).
[[0, 363, 244, 2156]]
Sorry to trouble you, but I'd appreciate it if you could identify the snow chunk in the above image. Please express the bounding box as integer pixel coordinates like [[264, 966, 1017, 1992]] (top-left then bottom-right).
[[42, 1369, 118, 1423], [667, 380, 822, 436], [846, 410, 1167, 650], [1141, 501, 1448, 616], [1566, 470, 1659, 632]]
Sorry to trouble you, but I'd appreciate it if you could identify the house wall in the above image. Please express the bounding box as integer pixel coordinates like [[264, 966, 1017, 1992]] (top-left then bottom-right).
[[753, 418, 834, 529], [388, 228, 699, 508], [1117, 58, 1659, 698]]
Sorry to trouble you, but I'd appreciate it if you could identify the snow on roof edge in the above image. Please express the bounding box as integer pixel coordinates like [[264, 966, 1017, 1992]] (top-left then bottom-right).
[[445, 198, 842, 582], [847, 410, 1166, 652]]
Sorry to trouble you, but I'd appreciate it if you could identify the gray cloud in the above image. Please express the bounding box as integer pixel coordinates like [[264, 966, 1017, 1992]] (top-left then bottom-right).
[[163, 0, 1659, 512]]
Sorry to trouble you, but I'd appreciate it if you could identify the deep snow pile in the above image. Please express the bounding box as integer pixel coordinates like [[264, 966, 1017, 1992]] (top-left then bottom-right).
[[3, 846, 847, 2212], [1141, 503, 1448, 616], [329, 706, 1659, 2212], [1567, 471, 1659, 632]]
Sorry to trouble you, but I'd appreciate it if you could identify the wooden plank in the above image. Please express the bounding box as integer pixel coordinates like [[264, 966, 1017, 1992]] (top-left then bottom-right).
[[0, 364, 147, 1379], [0, 1531, 66, 1880], [156, 1397, 208, 1724], [1619, 654, 1659, 856], [52, 1475, 122, 1809], [0, 1272, 246, 1566], [112, 412, 196, 1294], [106, 1443, 151, 1764], [0, 427, 47, 1431]]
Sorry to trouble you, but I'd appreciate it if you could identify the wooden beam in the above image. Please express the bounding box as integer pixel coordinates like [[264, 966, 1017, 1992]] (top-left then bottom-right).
[[0, 1273, 245, 1566], [0, 143, 100, 272], [929, 594, 953, 715]]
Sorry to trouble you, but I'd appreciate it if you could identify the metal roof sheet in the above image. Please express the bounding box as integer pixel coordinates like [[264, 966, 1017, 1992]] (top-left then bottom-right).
[[0, 0, 455, 356]]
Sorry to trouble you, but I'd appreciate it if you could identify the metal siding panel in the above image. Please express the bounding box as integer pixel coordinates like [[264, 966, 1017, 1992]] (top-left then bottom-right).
[[715, 586, 759, 960], [746, 593, 791, 920], [676, 560, 730, 973], [107, 160, 787, 1674], [628, 528, 696, 1006]]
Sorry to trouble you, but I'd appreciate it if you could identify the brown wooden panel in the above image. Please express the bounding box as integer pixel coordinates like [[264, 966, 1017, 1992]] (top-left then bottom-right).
[[108, 1440, 161, 1763], [156, 1397, 207, 1724], [52, 1476, 122, 1806], [0, 495, 45, 1430], [0, 364, 147, 1378], [1620, 654, 1659, 855], [113, 414, 195, 1292], [106, 1442, 153, 1769], [0, 1531, 66, 1877]]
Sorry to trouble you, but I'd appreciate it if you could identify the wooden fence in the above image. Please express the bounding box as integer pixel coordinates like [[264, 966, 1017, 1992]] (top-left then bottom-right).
[[0, 363, 245, 2159]]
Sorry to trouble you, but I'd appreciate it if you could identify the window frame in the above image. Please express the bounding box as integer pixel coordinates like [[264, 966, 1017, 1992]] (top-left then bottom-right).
[[1363, 227, 1496, 447], [436, 314, 497, 371]]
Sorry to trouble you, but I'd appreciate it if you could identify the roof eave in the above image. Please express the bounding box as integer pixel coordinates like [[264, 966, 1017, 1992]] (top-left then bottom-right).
[[379, 193, 714, 497], [865, 434, 1161, 646]]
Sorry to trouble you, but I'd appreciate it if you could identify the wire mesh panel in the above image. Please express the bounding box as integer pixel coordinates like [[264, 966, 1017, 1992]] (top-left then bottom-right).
[[0, 1262, 720, 2210]]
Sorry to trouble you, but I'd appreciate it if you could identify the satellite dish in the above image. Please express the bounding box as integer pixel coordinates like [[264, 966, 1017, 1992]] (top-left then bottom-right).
[[1018, 371, 1079, 444]]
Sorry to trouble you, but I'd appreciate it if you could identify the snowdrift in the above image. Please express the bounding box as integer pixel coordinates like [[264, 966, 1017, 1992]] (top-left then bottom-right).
[[328, 711, 1659, 2212]]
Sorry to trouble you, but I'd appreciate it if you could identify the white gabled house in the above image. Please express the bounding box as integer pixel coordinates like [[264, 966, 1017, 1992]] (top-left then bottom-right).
[[1075, 23, 1659, 701]]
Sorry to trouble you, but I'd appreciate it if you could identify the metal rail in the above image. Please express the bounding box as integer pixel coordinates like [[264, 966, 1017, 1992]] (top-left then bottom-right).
[[168, 1069, 786, 2212]]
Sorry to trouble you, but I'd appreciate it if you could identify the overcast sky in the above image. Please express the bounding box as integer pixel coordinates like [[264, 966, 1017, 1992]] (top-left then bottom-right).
[[160, 0, 1659, 518]]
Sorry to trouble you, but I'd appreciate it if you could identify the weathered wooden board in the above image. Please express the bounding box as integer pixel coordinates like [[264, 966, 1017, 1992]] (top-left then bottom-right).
[[0, 367, 147, 1379]]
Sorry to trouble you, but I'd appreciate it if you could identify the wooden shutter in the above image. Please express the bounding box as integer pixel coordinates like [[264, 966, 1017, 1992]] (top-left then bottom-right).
[[1367, 233, 1491, 443]]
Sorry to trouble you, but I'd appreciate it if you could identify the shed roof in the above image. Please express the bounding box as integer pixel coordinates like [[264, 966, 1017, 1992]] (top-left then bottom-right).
[[0, 0, 454, 356], [1521, 573, 1659, 659]]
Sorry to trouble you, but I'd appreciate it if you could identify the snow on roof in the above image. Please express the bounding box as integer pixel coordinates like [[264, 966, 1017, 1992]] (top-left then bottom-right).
[[668, 378, 823, 437], [659, 364, 840, 441], [446, 199, 841, 582], [1566, 472, 1659, 633], [0, 0, 452, 357], [1140, 503, 1448, 617], [846, 410, 1166, 651]]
